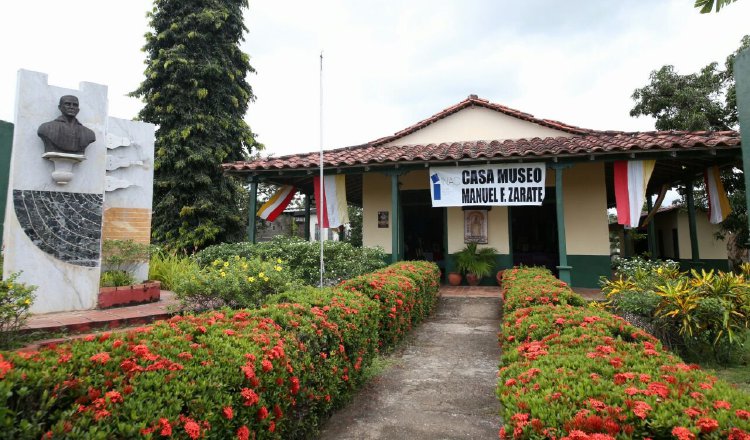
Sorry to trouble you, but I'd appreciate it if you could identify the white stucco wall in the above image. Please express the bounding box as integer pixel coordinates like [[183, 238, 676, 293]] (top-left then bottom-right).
[[383, 106, 575, 146], [362, 172, 393, 253], [400, 169, 429, 190], [445, 206, 509, 254], [677, 210, 727, 260], [561, 163, 610, 256]]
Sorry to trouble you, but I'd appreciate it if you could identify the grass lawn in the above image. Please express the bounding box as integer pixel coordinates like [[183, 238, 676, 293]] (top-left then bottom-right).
[[701, 332, 750, 395], [707, 364, 750, 394]]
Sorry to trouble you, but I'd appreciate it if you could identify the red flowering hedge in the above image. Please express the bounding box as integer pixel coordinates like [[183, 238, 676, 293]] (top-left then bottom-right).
[[498, 267, 750, 440], [339, 261, 441, 348], [0, 262, 440, 439]]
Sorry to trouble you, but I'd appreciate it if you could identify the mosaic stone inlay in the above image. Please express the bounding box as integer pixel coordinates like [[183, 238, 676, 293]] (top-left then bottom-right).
[[13, 190, 102, 267]]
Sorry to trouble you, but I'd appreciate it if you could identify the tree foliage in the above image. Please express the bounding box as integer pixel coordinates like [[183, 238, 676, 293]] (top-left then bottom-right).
[[694, 0, 740, 13], [630, 36, 750, 131], [347, 205, 363, 247], [630, 63, 730, 131], [131, 0, 261, 252]]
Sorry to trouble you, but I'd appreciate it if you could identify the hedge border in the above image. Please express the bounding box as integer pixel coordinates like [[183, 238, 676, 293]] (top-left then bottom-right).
[[497, 267, 750, 440], [0, 261, 440, 439]]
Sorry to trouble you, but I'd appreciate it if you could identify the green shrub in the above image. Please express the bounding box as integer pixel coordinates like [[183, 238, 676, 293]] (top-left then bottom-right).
[[603, 259, 750, 363], [100, 239, 152, 287], [148, 251, 200, 291], [99, 270, 136, 288], [612, 255, 681, 281], [194, 236, 387, 286], [0, 272, 36, 349], [174, 256, 296, 311], [612, 289, 662, 317]]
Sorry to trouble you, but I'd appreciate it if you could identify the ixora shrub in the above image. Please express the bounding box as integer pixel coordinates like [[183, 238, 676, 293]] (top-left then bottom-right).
[[339, 261, 441, 349], [0, 260, 438, 439], [498, 267, 750, 440], [601, 257, 750, 363], [0, 273, 36, 348], [194, 236, 387, 286], [173, 256, 296, 310], [0, 289, 379, 439], [501, 266, 586, 313]]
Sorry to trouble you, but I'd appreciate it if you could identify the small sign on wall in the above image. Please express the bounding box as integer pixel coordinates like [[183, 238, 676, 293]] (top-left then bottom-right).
[[464, 210, 488, 244], [378, 211, 389, 228]]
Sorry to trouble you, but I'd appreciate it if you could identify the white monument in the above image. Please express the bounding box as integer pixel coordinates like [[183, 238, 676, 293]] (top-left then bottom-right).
[[3, 70, 155, 313]]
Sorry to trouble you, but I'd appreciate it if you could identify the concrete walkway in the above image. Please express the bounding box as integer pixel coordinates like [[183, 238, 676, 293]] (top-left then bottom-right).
[[17, 291, 180, 351], [320, 291, 502, 440]]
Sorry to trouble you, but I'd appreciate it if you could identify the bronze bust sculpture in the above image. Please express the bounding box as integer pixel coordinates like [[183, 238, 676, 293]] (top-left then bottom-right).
[[37, 95, 95, 154]]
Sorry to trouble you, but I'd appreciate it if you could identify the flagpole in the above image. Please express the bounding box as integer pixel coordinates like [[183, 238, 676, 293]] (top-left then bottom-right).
[[319, 51, 325, 288]]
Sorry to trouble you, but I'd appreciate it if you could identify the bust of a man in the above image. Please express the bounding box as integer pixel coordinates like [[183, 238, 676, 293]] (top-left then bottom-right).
[[37, 95, 96, 154]]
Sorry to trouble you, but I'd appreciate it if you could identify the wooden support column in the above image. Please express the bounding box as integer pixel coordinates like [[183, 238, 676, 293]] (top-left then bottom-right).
[[735, 48, 750, 245], [390, 172, 400, 263], [247, 179, 258, 244], [646, 194, 657, 257], [685, 180, 700, 262], [304, 194, 311, 241], [553, 165, 572, 285], [0, 121, 13, 248], [623, 229, 631, 258]]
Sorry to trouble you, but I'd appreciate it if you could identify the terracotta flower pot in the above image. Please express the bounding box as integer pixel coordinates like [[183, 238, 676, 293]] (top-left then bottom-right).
[[447, 272, 462, 286], [98, 281, 161, 309], [466, 273, 481, 286], [496, 270, 505, 286]]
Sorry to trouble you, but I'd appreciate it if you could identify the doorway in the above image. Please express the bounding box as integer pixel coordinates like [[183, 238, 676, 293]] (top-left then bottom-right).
[[510, 189, 559, 274], [401, 190, 445, 271]]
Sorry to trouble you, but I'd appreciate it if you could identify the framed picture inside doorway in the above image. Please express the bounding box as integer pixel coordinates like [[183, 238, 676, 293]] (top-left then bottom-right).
[[377, 211, 389, 228], [464, 210, 488, 244]]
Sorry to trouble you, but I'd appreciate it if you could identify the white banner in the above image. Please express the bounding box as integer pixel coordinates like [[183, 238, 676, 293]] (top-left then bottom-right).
[[429, 163, 546, 207]]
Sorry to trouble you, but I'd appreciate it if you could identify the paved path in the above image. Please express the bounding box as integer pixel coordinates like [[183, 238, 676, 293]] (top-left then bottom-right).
[[18, 291, 180, 351], [23, 291, 178, 334], [319, 294, 502, 440]]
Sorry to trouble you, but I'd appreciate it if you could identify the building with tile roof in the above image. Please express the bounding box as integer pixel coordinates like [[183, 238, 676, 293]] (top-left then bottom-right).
[[223, 95, 741, 287]]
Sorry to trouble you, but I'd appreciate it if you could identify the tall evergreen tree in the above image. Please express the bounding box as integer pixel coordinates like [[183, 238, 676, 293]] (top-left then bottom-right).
[[132, 0, 261, 252]]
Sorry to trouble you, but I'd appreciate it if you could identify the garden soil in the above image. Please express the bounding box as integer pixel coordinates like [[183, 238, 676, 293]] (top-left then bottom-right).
[[319, 296, 502, 439]]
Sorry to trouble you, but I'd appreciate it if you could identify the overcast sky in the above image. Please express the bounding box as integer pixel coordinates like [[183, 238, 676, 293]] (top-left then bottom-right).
[[2, 1, 749, 158]]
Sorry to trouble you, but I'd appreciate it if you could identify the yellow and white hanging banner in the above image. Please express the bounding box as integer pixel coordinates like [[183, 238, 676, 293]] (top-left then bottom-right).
[[314, 175, 349, 228], [257, 185, 297, 222], [704, 166, 731, 224]]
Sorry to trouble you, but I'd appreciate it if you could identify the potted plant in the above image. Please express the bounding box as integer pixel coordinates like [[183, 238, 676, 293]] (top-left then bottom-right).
[[447, 271, 463, 286], [98, 239, 160, 308], [455, 242, 497, 286]]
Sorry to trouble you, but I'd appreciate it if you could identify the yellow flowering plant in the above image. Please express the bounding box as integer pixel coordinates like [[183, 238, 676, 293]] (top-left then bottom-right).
[[175, 256, 296, 311], [193, 236, 387, 286], [0, 272, 37, 348]]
